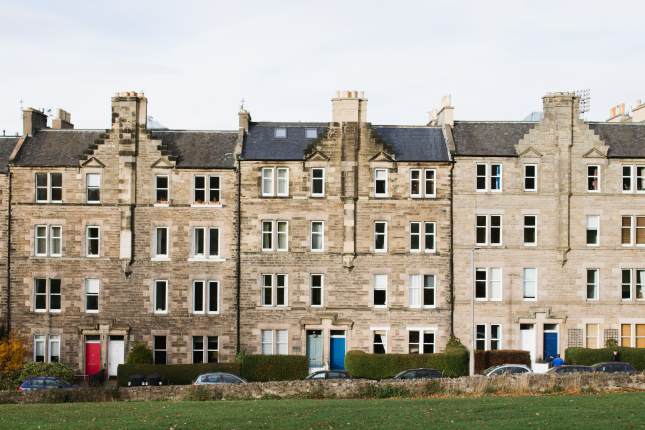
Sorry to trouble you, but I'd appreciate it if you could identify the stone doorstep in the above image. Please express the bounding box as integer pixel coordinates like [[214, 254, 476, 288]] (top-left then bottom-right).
[[3, 372, 644, 404]]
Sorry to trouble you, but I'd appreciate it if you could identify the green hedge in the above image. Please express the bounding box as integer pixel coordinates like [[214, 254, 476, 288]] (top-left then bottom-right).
[[565, 347, 645, 370], [117, 363, 240, 387], [238, 354, 308, 382], [345, 342, 469, 379], [475, 350, 531, 374]]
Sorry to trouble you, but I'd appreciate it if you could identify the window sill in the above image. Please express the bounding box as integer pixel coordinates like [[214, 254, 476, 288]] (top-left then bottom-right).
[[310, 195, 325, 198], [190, 203, 223, 208], [153, 312, 168, 315], [86, 255, 100, 258], [258, 306, 290, 310], [188, 257, 225, 262], [522, 298, 537, 302], [85, 311, 99, 314], [192, 312, 220, 315], [87, 201, 101, 205], [151, 257, 170, 262], [154, 203, 170, 208]]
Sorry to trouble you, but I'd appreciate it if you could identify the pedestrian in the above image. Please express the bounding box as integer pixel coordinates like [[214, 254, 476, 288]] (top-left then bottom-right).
[[612, 350, 620, 361], [552, 354, 564, 367]]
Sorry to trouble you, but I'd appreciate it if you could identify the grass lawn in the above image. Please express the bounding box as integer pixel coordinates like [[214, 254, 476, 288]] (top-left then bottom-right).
[[0, 392, 643, 430]]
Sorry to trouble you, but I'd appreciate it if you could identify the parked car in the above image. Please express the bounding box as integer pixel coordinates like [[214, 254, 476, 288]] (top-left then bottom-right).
[[305, 370, 352, 380], [391, 368, 442, 380], [127, 374, 148, 387], [546, 365, 593, 375], [193, 372, 247, 385], [146, 373, 165, 386], [591, 362, 636, 374], [483, 364, 532, 376], [18, 376, 73, 392]]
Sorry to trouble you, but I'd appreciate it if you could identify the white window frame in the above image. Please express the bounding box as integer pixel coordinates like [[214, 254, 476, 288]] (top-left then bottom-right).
[[490, 164, 502, 192], [585, 323, 600, 349], [621, 268, 645, 302], [153, 336, 167, 364], [407, 329, 435, 354], [34, 225, 48, 256], [49, 225, 62, 257], [35, 172, 62, 203], [410, 222, 421, 252], [153, 227, 170, 259], [48, 335, 61, 363], [155, 175, 170, 204], [261, 274, 288, 307], [261, 167, 274, 196], [372, 330, 387, 354], [622, 165, 633, 193], [622, 216, 645, 247], [522, 268, 537, 301], [261, 329, 288, 355], [424, 169, 436, 198], [311, 168, 325, 197], [191, 227, 220, 259], [523, 164, 537, 192], [34, 225, 62, 257], [410, 169, 422, 198], [193, 175, 207, 203], [408, 274, 437, 309], [423, 222, 436, 253], [261, 220, 288, 252], [86, 173, 101, 204], [475, 215, 502, 246], [85, 279, 100, 314], [153, 280, 168, 314], [586, 268, 599, 301], [587, 165, 600, 192], [310, 221, 324, 252], [523, 215, 537, 246], [310, 274, 324, 307], [474, 267, 502, 302], [373, 274, 388, 308], [374, 221, 387, 253], [33, 335, 46, 362], [475, 164, 487, 192], [586, 215, 600, 246], [86, 225, 100, 257], [276, 168, 289, 197], [374, 168, 388, 197], [475, 324, 502, 351], [34, 278, 61, 313]]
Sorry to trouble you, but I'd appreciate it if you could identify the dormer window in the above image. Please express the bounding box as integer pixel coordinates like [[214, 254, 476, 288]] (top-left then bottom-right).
[[305, 128, 317, 139], [274, 128, 287, 138]]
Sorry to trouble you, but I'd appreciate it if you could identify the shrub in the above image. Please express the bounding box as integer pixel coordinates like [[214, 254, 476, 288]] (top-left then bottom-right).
[[0, 335, 27, 375], [117, 363, 240, 387], [345, 341, 469, 380], [238, 354, 308, 382], [19, 362, 76, 384], [565, 347, 645, 370], [126, 342, 153, 365], [475, 350, 531, 374]]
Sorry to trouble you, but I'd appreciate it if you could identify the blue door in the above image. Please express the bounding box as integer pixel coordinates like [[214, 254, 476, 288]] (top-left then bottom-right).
[[543, 332, 558, 361], [330, 336, 346, 370], [306, 331, 323, 370]]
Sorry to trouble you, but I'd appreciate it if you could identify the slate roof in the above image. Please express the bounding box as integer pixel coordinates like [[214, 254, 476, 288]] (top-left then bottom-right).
[[149, 130, 237, 168], [241, 122, 328, 161], [13, 130, 105, 167], [588, 123, 645, 158], [242, 122, 450, 162], [13, 129, 238, 169], [453, 121, 537, 157], [372, 126, 450, 161], [0, 137, 20, 173]]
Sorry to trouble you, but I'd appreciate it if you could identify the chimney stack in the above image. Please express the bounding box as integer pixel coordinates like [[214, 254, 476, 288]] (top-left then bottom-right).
[[52, 108, 74, 129], [429, 95, 454, 127], [331, 90, 367, 123], [542, 92, 579, 123], [632, 99, 645, 123], [22, 108, 48, 136], [238, 109, 251, 132], [111, 91, 148, 132]]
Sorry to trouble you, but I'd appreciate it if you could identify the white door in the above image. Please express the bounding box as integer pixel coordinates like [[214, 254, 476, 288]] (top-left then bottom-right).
[[108, 338, 125, 377], [520, 324, 536, 366]]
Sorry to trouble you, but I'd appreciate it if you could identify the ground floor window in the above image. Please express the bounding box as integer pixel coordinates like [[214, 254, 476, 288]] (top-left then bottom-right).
[[475, 324, 501, 351], [586, 324, 599, 348], [408, 330, 434, 354], [153, 335, 167, 364], [192, 336, 218, 363], [373, 331, 386, 354], [34, 334, 60, 363], [621, 323, 645, 348], [261, 329, 288, 355]]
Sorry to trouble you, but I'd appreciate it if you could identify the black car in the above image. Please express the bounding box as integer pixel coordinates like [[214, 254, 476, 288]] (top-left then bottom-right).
[[392, 368, 442, 380], [546, 365, 593, 375], [127, 374, 148, 387], [305, 370, 352, 380], [591, 362, 636, 374]]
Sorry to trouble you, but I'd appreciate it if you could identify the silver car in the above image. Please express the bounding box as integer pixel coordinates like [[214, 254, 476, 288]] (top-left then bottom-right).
[[193, 372, 247, 385], [483, 364, 532, 376]]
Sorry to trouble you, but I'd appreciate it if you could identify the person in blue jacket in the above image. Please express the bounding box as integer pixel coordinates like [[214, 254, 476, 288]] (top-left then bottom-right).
[[552, 354, 565, 367]]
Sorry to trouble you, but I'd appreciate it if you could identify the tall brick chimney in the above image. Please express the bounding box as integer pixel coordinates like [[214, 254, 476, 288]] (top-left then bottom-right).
[[22, 108, 48, 136], [542, 92, 579, 123], [52, 109, 74, 129], [332, 90, 367, 123]]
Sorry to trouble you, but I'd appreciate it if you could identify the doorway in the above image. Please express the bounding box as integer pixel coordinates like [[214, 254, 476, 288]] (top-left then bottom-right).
[[520, 324, 536, 365], [329, 330, 346, 370], [306, 330, 323, 372], [85, 335, 101, 377], [108, 336, 125, 377], [543, 324, 559, 361]]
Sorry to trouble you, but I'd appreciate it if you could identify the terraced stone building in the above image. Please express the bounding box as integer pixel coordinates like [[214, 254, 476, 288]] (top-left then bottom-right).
[[0, 90, 643, 376]]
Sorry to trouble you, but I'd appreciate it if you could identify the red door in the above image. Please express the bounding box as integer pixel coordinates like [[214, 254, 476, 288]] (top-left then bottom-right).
[[85, 342, 101, 376]]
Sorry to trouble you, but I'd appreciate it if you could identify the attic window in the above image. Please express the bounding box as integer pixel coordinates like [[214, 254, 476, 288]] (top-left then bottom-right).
[[274, 128, 287, 139], [305, 128, 317, 139]]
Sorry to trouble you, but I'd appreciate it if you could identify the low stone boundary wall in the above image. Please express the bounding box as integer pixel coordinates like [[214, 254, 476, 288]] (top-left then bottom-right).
[[2, 372, 644, 404]]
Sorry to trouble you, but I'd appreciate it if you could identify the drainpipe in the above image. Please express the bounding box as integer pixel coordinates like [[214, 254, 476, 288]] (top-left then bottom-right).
[[5, 170, 12, 334], [235, 159, 241, 354], [470, 248, 475, 376], [449, 161, 455, 338]]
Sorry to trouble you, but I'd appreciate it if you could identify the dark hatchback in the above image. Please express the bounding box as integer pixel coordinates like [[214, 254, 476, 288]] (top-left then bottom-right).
[[18, 377, 73, 392], [392, 368, 443, 380], [546, 365, 594, 375], [592, 362, 636, 374], [305, 370, 352, 380]]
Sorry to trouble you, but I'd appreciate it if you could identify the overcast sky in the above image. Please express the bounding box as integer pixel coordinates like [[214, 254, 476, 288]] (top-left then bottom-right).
[[1, 0, 644, 133]]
